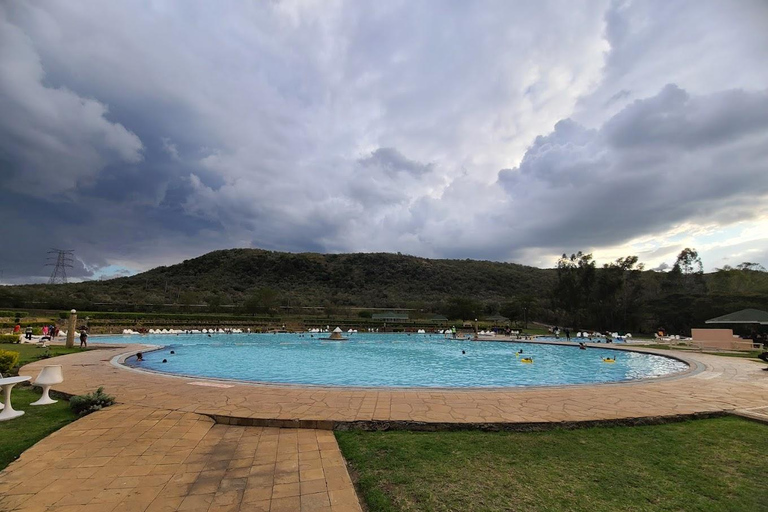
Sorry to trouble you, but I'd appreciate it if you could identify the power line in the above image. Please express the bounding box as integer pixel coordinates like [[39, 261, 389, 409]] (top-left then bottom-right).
[[46, 249, 74, 285]]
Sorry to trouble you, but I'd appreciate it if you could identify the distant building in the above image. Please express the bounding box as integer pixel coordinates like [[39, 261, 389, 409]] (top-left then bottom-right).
[[484, 314, 510, 325], [431, 314, 449, 325], [372, 312, 409, 323]]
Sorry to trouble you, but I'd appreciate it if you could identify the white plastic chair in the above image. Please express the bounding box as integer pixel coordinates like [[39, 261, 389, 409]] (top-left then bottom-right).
[[31, 365, 64, 406]]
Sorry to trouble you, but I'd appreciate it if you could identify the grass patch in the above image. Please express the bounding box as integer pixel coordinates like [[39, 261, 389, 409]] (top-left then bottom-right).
[[642, 344, 681, 350], [642, 343, 766, 363], [337, 417, 768, 512], [701, 350, 765, 359], [0, 387, 77, 471], [0, 343, 88, 374]]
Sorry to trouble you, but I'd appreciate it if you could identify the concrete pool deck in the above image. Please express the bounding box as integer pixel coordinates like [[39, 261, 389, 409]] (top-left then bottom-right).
[[1, 342, 766, 512], [18, 342, 768, 427], [0, 405, 361, 512]]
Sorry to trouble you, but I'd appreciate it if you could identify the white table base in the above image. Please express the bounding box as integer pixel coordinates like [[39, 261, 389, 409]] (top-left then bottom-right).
[[0, 380, 28, 421]]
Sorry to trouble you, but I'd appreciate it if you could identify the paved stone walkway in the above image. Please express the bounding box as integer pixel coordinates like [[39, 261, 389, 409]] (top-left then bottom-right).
[[3, 342, 766, 511], [0, 405, 361, 512], [19, 343, 768, 425]]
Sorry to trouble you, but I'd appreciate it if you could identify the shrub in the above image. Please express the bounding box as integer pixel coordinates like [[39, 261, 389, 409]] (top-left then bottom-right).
[[0, 311, 28, 318], [69, 387, 116, 416], [0, 334, 20, 344], [0, 350, 20, 375]]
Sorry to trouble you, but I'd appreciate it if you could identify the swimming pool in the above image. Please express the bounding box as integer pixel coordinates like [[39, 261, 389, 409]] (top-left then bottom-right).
[[99, 333, 689, 388]]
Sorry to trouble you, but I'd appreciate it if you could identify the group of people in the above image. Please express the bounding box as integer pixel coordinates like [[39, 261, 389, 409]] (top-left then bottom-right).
[[14, 323, 60, 341], [42, 324, 59, 340], [12, 322, 88, 347]]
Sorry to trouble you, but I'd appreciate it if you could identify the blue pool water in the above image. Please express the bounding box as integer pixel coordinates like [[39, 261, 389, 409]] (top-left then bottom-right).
[[99, 333, 689, 388]]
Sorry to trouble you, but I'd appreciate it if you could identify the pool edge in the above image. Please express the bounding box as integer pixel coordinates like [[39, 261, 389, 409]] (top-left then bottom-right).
[[108, 341, 703, 391]]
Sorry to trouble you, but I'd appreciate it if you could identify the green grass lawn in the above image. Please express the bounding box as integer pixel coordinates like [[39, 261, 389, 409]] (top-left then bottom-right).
[[642, 343, 766, 364], [701, 350, 765, 360], [0, 342, 88, 374], [337, 417, 768, 512], [0, 387, 77, 471]]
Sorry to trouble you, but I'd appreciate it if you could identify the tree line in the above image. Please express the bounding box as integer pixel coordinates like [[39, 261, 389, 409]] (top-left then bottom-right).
[[1, 248, 766, 335]]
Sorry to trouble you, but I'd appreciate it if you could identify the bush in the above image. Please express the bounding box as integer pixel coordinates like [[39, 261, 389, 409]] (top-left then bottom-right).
[[0, 350, 20, 375], [0, 334, 20, 344], [69, 387, 116, 416], [0, 311, 28, 318]]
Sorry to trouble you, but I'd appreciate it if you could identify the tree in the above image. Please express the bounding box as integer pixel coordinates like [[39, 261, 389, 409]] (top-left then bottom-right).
[[243, 288, 279, 315], [443, 297, 482, 321], [596, 256, 645, 331], [499, 300, 521, 323], [206, 293, 224, 311], [179, 291, 198, 311], [483, 301, 500, 316], [712, 262, 768, 293], [517, 295, 537, 328], [737, 262, 766, 272], [553, 252, 596, 327], [673, 248, 703, 275], [669, 248, 705, 293]]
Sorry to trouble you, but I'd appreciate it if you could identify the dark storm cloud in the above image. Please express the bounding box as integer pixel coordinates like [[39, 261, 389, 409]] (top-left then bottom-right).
[[1, 1, 767, 282], [604, 86, 768, 149]]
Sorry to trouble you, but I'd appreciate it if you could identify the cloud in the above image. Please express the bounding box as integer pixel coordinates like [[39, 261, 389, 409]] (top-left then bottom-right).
[[0, 1, 766, 282], [574, 0, 768, 126], [497, 85, 768, 254], [0, 8, 143, 195], [161, 138, 180, 161]]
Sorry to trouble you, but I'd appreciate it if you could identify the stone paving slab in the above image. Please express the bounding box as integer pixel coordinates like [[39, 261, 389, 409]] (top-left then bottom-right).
[[18, 344, 768, 426], [4, 342, 767, 511], [0, 405, 361, 512]]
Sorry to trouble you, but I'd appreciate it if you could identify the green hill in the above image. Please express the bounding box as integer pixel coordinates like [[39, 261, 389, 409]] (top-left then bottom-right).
[[0, 249, 555, 310], [1, 249, 766, 336]]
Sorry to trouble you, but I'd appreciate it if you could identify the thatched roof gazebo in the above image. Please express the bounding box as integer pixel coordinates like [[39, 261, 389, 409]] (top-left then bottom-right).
[[326, 327, 346, 340]]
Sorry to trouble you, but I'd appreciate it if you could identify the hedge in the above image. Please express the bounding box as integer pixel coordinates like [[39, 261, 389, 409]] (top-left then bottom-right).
[[0, 311, 28, 318], [59, 311, 275, 322]]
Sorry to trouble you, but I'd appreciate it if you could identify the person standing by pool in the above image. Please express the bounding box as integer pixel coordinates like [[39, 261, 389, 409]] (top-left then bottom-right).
[[565, 328, 571, 341], [80, 329, 88, 348]]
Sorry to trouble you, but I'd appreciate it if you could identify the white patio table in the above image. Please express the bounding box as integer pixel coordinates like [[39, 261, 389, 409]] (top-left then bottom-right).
[[0, 376, 31, 421]]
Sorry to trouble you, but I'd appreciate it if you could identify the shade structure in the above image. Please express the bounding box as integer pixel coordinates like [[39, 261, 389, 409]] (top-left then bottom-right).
[[706, 309, 768, 325]]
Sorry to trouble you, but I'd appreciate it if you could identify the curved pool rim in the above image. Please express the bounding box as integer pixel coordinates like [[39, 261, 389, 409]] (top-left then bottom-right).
[[108, 339, 700, 391]]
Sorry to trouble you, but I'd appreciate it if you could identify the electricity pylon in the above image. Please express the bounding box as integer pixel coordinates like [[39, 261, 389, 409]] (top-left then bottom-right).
[[46, 249, 74, 284]]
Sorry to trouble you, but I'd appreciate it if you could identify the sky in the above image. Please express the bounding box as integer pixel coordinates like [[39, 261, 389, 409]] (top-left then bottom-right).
[[1, 0, 768, 284]]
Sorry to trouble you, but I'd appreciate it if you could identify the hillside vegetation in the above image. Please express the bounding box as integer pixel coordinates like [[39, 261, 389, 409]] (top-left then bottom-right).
[[1, 248, 766, 335], [0, 249, 554, 309]]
